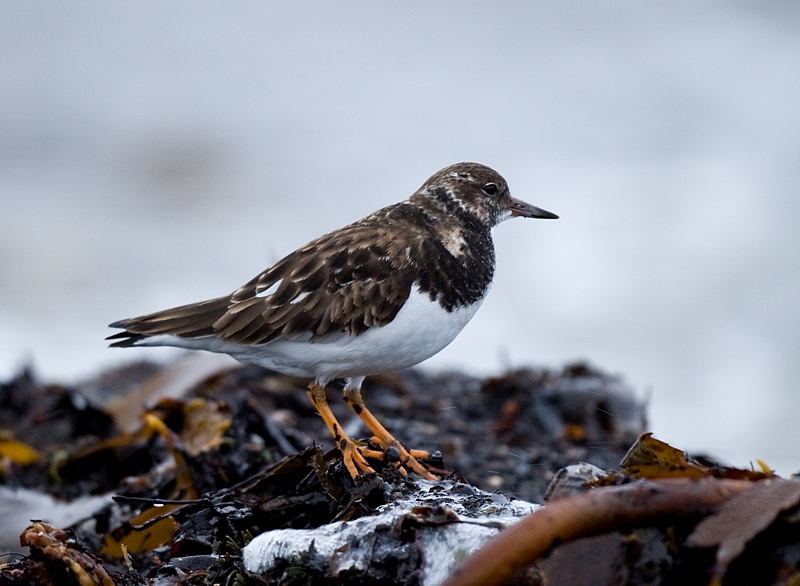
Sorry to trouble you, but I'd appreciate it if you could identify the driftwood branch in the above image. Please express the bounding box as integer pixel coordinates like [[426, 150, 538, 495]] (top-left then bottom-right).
[[442, 477, 753, 586]]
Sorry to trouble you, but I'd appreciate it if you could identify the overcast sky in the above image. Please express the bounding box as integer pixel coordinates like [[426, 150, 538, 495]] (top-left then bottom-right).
[[2, 2, 799, 472]]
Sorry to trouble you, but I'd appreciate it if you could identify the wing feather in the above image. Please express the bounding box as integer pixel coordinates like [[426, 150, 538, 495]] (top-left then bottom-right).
[[108, 204, 420, 347]]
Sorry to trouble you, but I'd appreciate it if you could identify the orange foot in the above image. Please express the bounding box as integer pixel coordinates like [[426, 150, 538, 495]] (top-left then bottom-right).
[[339, 437, 376, 478], [308, 380, 439, 480], [362, 437, 437, 480], [342, 385, 437, 480]]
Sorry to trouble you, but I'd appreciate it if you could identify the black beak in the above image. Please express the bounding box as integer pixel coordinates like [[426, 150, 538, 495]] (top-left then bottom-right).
[[508, 196, 559, 219]]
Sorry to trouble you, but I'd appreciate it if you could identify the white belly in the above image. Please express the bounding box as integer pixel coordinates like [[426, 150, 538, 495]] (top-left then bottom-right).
[[140, 285, 484, 381]]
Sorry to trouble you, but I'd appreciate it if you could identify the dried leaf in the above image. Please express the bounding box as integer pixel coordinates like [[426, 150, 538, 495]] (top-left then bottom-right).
[[20, 522, 115, 585], [312, 444, 345, 504], [0, 438, 42, 465], [688, 478, 800, 577], [621, 433, 710, 478], [100, 503, 182, 557], [180, 398, 232, 456], [105, 353, 238, 433], [141, 413, 198, 500]]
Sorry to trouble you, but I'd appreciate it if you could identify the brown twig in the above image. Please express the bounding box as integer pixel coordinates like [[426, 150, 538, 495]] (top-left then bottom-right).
[[442, 477, 753, 586]]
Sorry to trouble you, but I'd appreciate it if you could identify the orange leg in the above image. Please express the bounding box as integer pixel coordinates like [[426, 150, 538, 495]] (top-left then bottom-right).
[[342, 385, 437, 480], [307, 381, 374, 478]]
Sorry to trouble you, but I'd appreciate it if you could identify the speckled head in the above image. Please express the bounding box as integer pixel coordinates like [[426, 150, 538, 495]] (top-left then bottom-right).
[[410, 162, 558, 228]]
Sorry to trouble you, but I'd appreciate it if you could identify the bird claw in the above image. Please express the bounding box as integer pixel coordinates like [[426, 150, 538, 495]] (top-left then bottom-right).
[[359, 438, 437, 480], [341, 440, 376, 478]]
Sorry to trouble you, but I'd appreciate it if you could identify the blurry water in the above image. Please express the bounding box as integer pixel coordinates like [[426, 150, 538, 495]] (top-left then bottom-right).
[[2, 2, 799, 472]]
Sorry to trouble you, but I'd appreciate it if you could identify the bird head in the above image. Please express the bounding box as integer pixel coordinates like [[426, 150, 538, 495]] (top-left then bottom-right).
[[412, 162, 558, 228]]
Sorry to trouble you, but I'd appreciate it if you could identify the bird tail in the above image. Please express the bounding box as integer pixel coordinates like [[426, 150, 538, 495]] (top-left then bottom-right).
[[107, 296, 231, 347]]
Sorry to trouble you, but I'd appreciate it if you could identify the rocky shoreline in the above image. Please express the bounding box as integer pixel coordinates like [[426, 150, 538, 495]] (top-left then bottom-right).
[[1, 359, 796, 585]]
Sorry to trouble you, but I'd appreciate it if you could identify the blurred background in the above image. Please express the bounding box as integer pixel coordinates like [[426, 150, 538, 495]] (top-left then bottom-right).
[[2, 2, 799, 472]]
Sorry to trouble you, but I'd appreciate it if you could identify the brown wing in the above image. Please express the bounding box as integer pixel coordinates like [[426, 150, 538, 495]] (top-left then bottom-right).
[[106, 295, 231, 347], [108, 206, 418, 347], [217, 217, 416, 344]]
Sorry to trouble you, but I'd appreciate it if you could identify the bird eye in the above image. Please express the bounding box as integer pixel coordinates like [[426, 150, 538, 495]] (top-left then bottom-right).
[[482, 182, 499, 196]]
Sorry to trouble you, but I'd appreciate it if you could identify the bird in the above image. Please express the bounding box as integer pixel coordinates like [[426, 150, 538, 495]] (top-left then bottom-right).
[[107, 162, 558, 479]]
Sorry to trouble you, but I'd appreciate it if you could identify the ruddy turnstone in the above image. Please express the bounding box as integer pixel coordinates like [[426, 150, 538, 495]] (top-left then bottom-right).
[[108, 162, 557, 479]]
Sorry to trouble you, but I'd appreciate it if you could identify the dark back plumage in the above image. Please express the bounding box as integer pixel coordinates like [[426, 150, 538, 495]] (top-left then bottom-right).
[[108, 162, 510, 347]]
